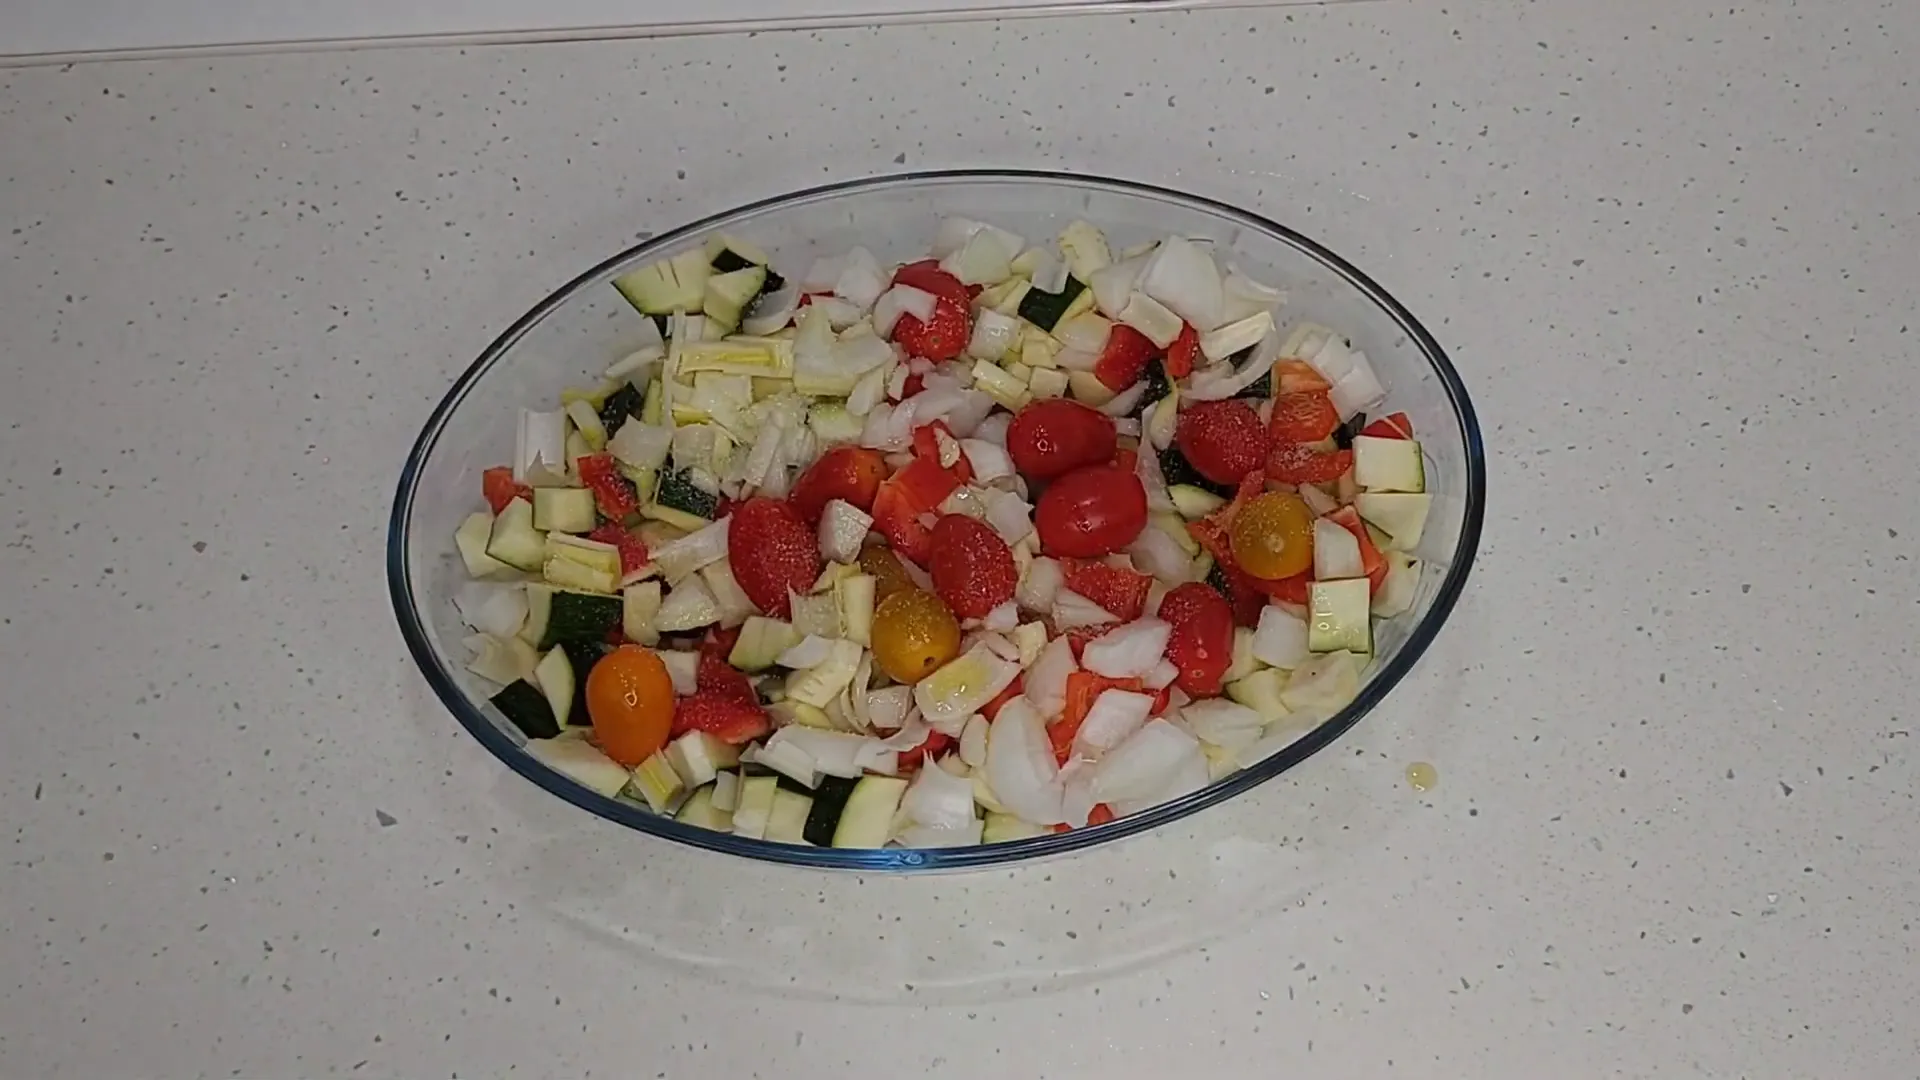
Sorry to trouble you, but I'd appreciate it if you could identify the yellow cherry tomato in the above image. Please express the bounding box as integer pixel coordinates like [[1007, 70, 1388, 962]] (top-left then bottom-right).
[[585, 645, 676, 766], [1228, 491, 1316, 580], [871, 588, 961, 684], [859, 542, 920, 602]]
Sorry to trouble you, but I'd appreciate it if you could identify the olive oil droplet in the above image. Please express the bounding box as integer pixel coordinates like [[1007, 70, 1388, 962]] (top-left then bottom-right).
[[1406, 761, 1438, 792]]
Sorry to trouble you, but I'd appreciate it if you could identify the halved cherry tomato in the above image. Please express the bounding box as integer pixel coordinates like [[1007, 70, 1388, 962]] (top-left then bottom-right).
[[1157, 581, 1234, 697], [482, 466, 532, 515], [891, 260, 970, 304], [725, 498, 821, 617], [1093, 323, 1156, 391], [892, 294, 972, 361], [585, 645, 676, 766], [1007, 399, 1117, 482], [1035, 464, 1148, 558], [1269, 392, 1340, 444], [1359, 412, 1415, 440], [928, 514, 1017, 619], [1164, 323, 1201, 379], [1265, 442, 1353, 485], [1061, 560, 1152, 621], [789, 446, 888, 524]]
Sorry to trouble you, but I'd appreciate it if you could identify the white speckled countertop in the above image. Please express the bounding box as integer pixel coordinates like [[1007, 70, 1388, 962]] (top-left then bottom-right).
[[4, 1, 1918, 1076]]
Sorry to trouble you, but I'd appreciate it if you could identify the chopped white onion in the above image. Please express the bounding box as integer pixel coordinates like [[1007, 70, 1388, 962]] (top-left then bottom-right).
[[972, 630, 1023, 664], [1052, 346, 1101, 372], [1055, 312, 1114, 356], [1026, 246, 1070, 293], [454, 581, 528, 640], [1312, 518, 1365, 580], [984, 697, 1066, 825], [1198, 311, 1276, 363], [958, 438, 1014, 483], [658, 649, 700, 696], [766, 726, 877, 779], [1088, 252, 1151, 319], [741, 283, 801, 335], [1109, 749, 1209, 817], [1072, 689, 1155, 760], [872, 283, 938, 338], [801, 255, 845, 293], [1187, 327, 1280, 401], [1328, 355, 1386, 418], [1252, 606, 1310, 668], [971, 410, 1012, 448], [1143, 658, 1179, 690], [776, 634, 837, 670], [607, 420, 673, 471], [983, 489, 1033, 545], [981, 600, 1020, 632], [899, 761, 980, 832], [865, 686, 915, 732], [1081, 618, 1172, 679], [1117, 291, 1184, 349], [1051, 589, 1118, 630], [846, 362, 892, 417], [932, 217, 1024, 261], [832, 247, 888, 310], [1138, 236, 1224, 330], [1092, 719, 1205, 804], [1126, 526, 1195, 585], [1025, 635, 1078, 717], [913, 644, 1022, 734], [959, 712, 990, 768], [1059, 763, 1099, 828], [1098, 380, 1149, 417], [1180, 699, 1266, 751], [514, 408, 568, 485], [939, 228, 1017, 286], [1017, 555, 1064, 612], [604, 341, 663, 380], [650, 515, 731, 584], [966, 309, 1021, 362], [1219, 269, 1286, 324]]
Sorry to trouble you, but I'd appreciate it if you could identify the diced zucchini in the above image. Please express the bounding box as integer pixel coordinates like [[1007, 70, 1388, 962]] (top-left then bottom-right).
[[455, 512, 514, 578], [730, 616, 800, 672], [654, 467, 719, 521], [1307, 578, 1372, 654], [490, 679, 559, 740], [705, 233, 775, 271], [536, 589, 623, 649], [484, 497, 546, 572], [524, 734, 631, 796], [710, 770, 742, 812], [801, 776, 860, 846], [655, 576, 722, 633], [789, 591, 841, 639], [766, 788, 814, 844], [702, 265, 767, 329], [1352, 436, 1425, 493], [730, 775, 780, 839], [532, 487, 598, 534], [675, 337, 794, 380], [768, 699, 835, 730], [622, 580, 662, 646], [641, 501, 713, 534], [808, 403, 864, 445], [555, 640, 608, 726], [831, 775, 910, 848], [1058, 221, 1112, 281], [971, 360, 1031, 410], [613, 248, 710, 315], [665, 730, 743, 789], [564, 398, 608, 452], [1026, 367, 1069, 400], [629, 752, 685, 812], [466, 632, 539, 685], [546, 532, 620, 576], [1225, 668, 1291, 723], [541, 555, 618, 596], [982, 812, 1050, 844], [834, 575, 876, 648], [1017, 275, 1086, 331], [1354, 492, 1432, 551], [1169, 484, 1227, 520], [1067, 370, 1116, 408], [674, 785, 734, 831], [533, 646, 578, 727], [640, 376, 666, 425]]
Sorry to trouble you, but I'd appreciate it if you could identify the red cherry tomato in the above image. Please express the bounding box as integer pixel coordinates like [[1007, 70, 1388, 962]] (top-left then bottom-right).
[[789, 446, 888, 524], [891, 260, 970, 304], [1034, 464, 1147, 558], [1175, 400, 1269, 486], [927, 514, 1017, 620], [1006, 399, 1118, 482]]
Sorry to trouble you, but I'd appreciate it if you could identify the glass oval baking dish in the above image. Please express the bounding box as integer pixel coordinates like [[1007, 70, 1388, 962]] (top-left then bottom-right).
[[387, 170, 1485, 871]]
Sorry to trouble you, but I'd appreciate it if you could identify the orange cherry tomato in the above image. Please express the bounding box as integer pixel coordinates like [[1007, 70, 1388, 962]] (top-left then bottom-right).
[[1228, 491, 1316, 580], [584, 645, 675, 766]]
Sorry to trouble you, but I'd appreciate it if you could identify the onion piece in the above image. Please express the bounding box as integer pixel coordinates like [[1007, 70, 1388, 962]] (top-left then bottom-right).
[[741, 283, 801, 335], [1072, 689, 1155, 759], [812, 295, 866, 329], [1126, 526, 1195, 585], [984, 697, 1067, 825], [1055, 312, 1114, 355], [1117, 291, 1184, 349], [959, 713, 990, 768], [1312, 518, 1364, 580], [766, 726, 877, 779], [932, 217, 1024, 261], [1198, 311, 1276, 363], [939, 228, 1017, 286], [1220, 269, 1286, 324], [1026, 247, 1070, 293], [971, 411, 1012, 448], [913, 643, 1023, 734], [899, 761, 980, 832], [1180, 699, 1266, 751], [658, 650, 700, 696], [981, 600, 1020, 632], [871, 283, 938, 338], [1143, 658, 1179, 690], [1138, 236, 1224, 331], [1187, 327, 1280, 401], [1017, 555, 1064, 613], [1328, 354, 1386, 418], [1059, 763, 1099, 828], [846, 361, 893, 417], [1252, 606, 1310, 668], [1092, 719, 1205, 804], [649, 516, 731, 584], [1098, 380, 1149, 417], [1051, 589, 1119, 630], [776, 634, 837, 670], [455, 581, 529, 639], [966, 309, 1021, 362], [801, 255, 845, 293], [832, 247, 888, 310], [1024, 635, 1078, 717], [1081, 618, 1172, 679], [1088, 252, 1151, 319], [865, 686, 915, 732], [1109, 749, 1210, 817]]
